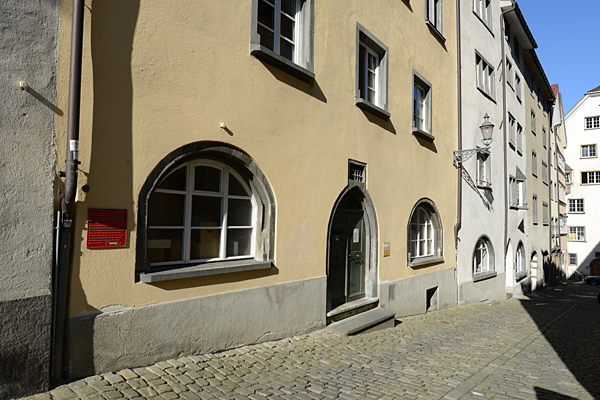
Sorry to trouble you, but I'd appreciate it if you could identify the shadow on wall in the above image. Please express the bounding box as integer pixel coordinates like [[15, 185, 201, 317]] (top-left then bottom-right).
[[66, 0, 140, 378], [519, 283, 600, 399], [573, 241, 600, 278]]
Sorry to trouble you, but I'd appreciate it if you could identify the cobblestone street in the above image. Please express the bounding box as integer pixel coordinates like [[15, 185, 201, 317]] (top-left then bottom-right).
[[26, 283, 600, 400]]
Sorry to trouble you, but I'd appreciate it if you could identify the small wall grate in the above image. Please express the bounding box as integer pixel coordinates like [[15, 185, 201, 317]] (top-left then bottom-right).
[[348, 160, 366, 183]]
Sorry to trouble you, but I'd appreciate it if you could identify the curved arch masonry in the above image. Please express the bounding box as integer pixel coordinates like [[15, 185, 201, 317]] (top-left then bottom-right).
[[135, 141, 276, 279], [326, 182, 379, 310]]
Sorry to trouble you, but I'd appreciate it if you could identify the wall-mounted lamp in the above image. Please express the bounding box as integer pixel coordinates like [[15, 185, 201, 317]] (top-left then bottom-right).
[[453, 113, 495, 167]]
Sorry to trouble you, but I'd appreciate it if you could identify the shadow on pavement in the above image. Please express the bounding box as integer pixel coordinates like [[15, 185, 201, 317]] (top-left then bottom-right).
[[518, 283, 600, 399]]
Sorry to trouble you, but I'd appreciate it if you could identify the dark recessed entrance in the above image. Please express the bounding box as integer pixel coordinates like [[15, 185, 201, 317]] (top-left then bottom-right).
[[327, 189, 366, 310]]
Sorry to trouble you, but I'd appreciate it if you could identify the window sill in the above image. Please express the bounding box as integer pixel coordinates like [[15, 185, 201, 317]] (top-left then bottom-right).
[[250, 45, 315, 83], [509, 205, 528, 210], [515, 270, 527, 282], [473, 271, 497, 282], [516, 148, 523, 156], [473, 12, 494, 37], [355, 98, 391, 120], [139, 259, 273, 283], [477, 183, 492, 190], [412, 128, 435, 142], [409, 255, 444, 268], [425, 21, 446, 43], [476, 87, 496, 103]]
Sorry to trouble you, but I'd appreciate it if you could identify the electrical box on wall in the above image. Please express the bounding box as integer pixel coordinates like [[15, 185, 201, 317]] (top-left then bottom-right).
[[87, 208, 127, 248]]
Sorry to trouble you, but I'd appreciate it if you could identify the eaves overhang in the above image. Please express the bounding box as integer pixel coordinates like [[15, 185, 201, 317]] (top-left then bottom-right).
[[525, 49, 555, 104], [501, 0, 537, 50]]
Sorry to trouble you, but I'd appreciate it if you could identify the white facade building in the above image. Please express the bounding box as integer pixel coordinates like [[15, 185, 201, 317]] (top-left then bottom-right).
[[565, 86, 600, 277]]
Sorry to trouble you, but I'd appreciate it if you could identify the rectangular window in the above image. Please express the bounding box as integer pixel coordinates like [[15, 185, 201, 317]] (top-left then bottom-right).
[[585, 116, 600, 129], [506, 59, 513, 88], [516, 123, 523, 154], [531, 110, 536, 135], [569, 254, 577, 266], [542, 161, 548, 184], [582, 171, 600, 184], [581, 144, 597, 158], [515, 74, 521, 101], [542, 202, 549, 225], [473, 0, 491, 27], [569, 199, 584, 213], [508, 113, 516, 146], [413, 73, 433, 137], [251, 0, 314, 82], [509, 177, 526, 208], [426, 0, 443, 35], [532, 151, 537, 177], [542, 128, 546, 147], [476, 53, 494, 98], [532, 195, 538, 224], [476, 153, 490, 187], [355, 24, 389, 119], [569, 226, 585, 241], [565, 172, 571, 184]]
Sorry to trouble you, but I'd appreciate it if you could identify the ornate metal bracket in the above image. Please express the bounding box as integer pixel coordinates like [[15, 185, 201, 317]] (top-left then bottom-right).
[[453, 146, 490, 167]]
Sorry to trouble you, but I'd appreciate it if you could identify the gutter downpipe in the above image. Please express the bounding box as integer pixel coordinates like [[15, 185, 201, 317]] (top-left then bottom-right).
[[548, 100, 553, 285], [52, 0, 84, 381], [501, 9, 509, 285], [454, 0, 462, 306]]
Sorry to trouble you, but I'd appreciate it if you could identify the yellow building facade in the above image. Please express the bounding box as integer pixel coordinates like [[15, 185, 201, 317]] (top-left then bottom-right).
[[55, 0, 458, 377]]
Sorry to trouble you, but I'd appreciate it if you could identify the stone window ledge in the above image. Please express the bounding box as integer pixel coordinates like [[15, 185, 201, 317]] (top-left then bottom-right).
[[355, 98, 391, 120], [413, 128, 435, 142], [473, 271, 497, 282], [515, 270, 528, 282], [250, 45, 314, 83], [409, 256, 444, 268], [140, 259, 273, 283]]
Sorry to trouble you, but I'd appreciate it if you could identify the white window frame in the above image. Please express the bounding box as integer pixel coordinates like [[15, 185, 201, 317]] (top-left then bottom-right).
[[542, 202, 549, 225], [585, 116, 600, 130], [476, 152, 490, 187], [148, 160, 257, 267], [542, 161, 548, 185], [581, 171, 600, 184], [506, 58, 513, 88], [542, 127, 547, 148], [508, 113, 516, 146], [509, 176, 526, 208], [473, 237, 493, 275], [515, 74, 521, 102], [413, 72, 433, 137], [355, 24, 389, 119], [565, 172, 572, 184], [408, 199, 443, 266], [426, 0, 443, 36], [255, 0, 301, 62], [568, 226, 585, 242], [516, 123, 523, 154], [568, 199, 584, 214], [476, 52, 494, 98], [569, 253, 578, 266], [532, 195, 538, 224], [531, 110, 536, 135], [581, 144, 597, 159], [515, 244, 525, 275], [473, 0, 491, 28], [532, 151, 537, 177]]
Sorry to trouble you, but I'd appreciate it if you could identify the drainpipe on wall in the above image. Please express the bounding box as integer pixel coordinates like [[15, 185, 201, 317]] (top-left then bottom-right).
[[454, 0, 462, 306], [52, 0, 84, 381], [548, 102, 553, 285], [501, 13, 509, 275]]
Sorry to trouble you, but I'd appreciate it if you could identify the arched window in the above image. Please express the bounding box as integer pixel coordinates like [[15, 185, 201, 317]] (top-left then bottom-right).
[[515, 242, 526, 277], [147, 160, 256, 265], [472, 236, 495, 277], [136, 142, 275, 282], [407, 199, 443, 266]]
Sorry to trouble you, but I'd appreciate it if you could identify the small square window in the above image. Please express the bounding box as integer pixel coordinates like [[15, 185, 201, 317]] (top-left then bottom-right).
[[582, 171, 600, 184], [569, 254, 577, 266], [568, 199, 584, 213], [413, 72, 433, 139], [348, 160, 366, 184], [585, 116, 600, 129], [569, 226, 585, 241], [355, 24, 389, 119], [581, 144, 597, 158]]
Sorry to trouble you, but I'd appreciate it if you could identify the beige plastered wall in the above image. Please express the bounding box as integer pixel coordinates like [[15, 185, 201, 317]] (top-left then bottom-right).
[[56, 0, 457, 317]]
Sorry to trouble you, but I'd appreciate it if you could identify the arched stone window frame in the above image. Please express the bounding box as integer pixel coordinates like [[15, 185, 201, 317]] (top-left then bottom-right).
[[472, 235, 497, 282], [135, 142, 276, 283], [407, 198, 444, 267], [515, 241, 527, 282]]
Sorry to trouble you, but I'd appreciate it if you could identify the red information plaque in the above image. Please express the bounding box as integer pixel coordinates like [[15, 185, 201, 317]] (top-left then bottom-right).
[[87, 208, 127, 248]]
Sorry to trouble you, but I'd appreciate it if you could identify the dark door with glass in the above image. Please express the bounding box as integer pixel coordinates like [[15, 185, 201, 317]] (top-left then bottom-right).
[[328, 194, 366, 310]]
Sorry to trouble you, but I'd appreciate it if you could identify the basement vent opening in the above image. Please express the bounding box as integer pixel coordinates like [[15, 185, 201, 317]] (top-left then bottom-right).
[[348, 160, 366, 184]]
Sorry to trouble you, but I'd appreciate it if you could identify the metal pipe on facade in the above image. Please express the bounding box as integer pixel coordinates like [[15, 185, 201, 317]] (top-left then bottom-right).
[[501, 13, 509, 267], [454, 0, 463, 250], [52, 0, 85, 381]]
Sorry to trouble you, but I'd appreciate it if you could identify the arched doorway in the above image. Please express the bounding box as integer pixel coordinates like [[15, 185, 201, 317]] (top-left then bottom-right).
[[326, 186, 377, 311]]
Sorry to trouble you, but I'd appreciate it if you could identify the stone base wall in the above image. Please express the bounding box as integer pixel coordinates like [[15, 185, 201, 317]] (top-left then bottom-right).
[[66, 277, 326, 379], [0, 294, 52, 398], [459, 272, 507, 305], [379, 268, 458, 317]]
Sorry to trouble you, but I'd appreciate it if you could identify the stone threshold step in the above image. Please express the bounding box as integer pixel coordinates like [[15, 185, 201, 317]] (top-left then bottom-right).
[[326, 297, 379, 324], [327, 307, 396, 336]]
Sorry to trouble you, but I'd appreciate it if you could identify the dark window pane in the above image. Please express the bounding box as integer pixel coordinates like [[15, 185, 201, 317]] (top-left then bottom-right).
[[258, 0, 275, 29], [192, 196, 222, 227], [359, 45, 366, 99], [280, 15, 295, 41], [228, 199, 252, 226], [258, 25, 274, 50], [229, 175, 248, 196], [147, 229, 183, 263], [195, 166, 221, 192], [148, 192, 185, 226], [190, 229, 221, 260], [226, 229, 252, 257], [281, 0, 296, 16], [157, 166, 187, 191], [280, 39, 294, 61]]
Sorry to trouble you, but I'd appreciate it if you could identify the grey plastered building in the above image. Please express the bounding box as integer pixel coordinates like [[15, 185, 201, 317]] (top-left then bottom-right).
[[0, 1, 60, 397]]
